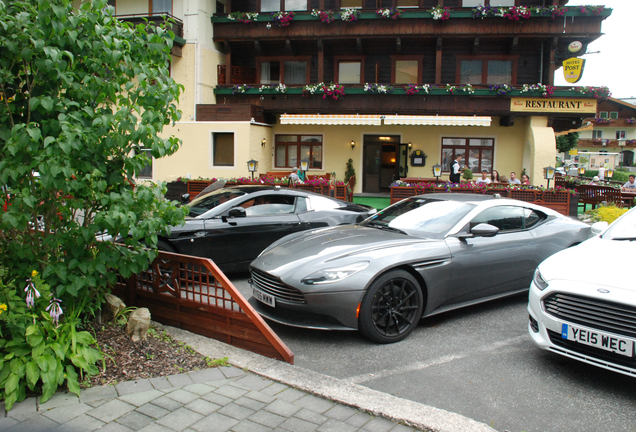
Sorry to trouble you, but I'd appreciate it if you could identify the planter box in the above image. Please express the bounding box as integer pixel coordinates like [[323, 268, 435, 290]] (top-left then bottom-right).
[[165, 181, 188, 201]]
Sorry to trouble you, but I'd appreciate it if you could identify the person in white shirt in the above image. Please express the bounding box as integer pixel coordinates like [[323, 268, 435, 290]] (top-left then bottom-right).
[[508, 172, 521, 185], [475, 170, 492, 185], [622, 175, 636, 191], [598, 166, 605, 180]]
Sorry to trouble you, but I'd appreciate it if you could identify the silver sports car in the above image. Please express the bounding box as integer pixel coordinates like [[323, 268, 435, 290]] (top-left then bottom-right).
[[249, 194, 592, 343]]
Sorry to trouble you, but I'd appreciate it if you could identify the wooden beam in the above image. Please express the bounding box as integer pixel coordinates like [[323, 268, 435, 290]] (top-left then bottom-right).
[[317, 39, 324, 83], [225, 46, 231, 85], [472, 37, 479, 55], [357, 37, 363, 54], [548, 37, 558, 86], [435, 37, 442, 84], [396, 37, 401, 54], [285, 39, 294, 55], [254, 40, 261, 54], [509, 36, 518, 54]]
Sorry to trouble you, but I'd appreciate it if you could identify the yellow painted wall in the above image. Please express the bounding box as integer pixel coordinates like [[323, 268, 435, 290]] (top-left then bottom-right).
[[523, 116, 557, 186]]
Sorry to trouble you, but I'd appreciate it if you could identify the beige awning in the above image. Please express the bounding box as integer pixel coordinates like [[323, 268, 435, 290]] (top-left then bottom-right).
[[383, 115, 492, 126], [280, 114, 382, 125]]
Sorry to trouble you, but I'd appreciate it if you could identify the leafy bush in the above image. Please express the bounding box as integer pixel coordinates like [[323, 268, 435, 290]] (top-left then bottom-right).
[[462, 168, 473, 180], [0, 0, 187, 408], [586, 205, 628, 223]]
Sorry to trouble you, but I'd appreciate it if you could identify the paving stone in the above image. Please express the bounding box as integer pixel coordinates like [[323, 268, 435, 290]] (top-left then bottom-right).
[[7, 413, 59, 432], [360, 416, 395, 432], [97, 422, 135, 432], [233, 374, 274, 392], [230, 418, 272, 432], [156, 407, 204, 431], [244, 390, 276, 404], [347, 412, 374, 428], [323, 404, 358, 421], [295, 394, 335, 414], [294, 408, 329, 425], [213, 384, 249, 400], [219, 366, 246, 379], [273, 388, 305, 403], [87, 399, 108, 408], [150, 377, 173, 390], [87, 399, 136, 423], [233, 396, 267, 411], [190, 412, 239, 432], [260, 383, 289, 396], [150, 396, 184, 411], [317, 418, 359, 432], [7, 397, 37, 422], [116, 410, 156, 430], [80, 385, 119, 403], [167, 373, 194, 388], [136, 402, 171, 420], [187, 368, 224, 384], [165, 389, 199, 405], [117, 379, 155, 396], [137, 423, 177, 432], [217, 402, 256, 421], [184, 399, 221, 416], [248, 410, 286, 428], [38, 391, 79, 411], [182, 383, 214, 396], [0, 417, 19, 430], [264, 399, 302, 418], [119, 390, 165, 407], [57, 413, 105, 431], [42, 402, 92, 424], [200, 392, 234, 407], [0, 401, 6, 416], [278, 416, 319, 432], [388, 424, 417, 432]]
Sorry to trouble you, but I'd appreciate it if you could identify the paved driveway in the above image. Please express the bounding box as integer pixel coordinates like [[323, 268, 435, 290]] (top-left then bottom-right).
[[229, 272, 636, 432]]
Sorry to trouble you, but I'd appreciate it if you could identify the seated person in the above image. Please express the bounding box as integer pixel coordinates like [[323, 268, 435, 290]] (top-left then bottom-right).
[[508, 172, 521, 185], [521, 174, 531, 185], [475, 170, 492, 185], [289, 167, 306, 184], [622, 174, 636, 191]]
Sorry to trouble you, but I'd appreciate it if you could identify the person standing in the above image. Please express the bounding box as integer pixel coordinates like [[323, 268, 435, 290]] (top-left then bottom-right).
[[449, 154, 463, 183], [598, 166, 605, 181]]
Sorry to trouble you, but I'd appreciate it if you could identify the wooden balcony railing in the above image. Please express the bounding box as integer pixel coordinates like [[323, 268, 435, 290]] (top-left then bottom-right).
[[217, 65, 257, 85]]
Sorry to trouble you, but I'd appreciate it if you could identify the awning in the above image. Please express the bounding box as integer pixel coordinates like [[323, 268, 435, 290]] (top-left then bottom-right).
[[280, 114, 382, 125], [383, 115, 491, 126]]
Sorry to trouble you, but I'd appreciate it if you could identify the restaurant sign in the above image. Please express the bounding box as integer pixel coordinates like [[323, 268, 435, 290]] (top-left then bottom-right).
[[510, 98, 597, 113], [563, 57, 586, 83]]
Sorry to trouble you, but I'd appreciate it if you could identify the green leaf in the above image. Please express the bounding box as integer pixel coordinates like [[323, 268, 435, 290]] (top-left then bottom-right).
[[65, 365, 80, 396], [5, 373, 19, 394], [27, 334, 43, 348], [26, 361, 40, 387], [37, 355, 49, 372]]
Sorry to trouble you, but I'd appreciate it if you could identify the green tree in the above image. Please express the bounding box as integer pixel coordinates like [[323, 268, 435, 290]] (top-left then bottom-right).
[[0, 0, 187, 407], [556, 132, 579, 153]]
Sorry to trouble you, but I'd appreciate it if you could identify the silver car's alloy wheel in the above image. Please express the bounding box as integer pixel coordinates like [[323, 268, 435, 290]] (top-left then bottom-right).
[[359, 270, 424, 343]]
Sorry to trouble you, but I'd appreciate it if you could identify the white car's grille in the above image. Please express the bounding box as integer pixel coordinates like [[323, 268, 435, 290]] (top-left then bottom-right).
[[251, 269, 306, 305], [543, 293, 636, 339]]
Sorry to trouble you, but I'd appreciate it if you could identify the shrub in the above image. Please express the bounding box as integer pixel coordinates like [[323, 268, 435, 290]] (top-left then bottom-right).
[[586, 205, 629, 223]]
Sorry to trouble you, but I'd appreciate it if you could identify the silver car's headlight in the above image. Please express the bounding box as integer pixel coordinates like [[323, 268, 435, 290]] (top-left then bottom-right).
[[533, 268, 549, 291], [301, 262, 369, 285]]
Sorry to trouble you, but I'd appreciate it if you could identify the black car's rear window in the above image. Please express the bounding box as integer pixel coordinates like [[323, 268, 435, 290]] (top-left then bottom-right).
[[188, 190, 246, 217]]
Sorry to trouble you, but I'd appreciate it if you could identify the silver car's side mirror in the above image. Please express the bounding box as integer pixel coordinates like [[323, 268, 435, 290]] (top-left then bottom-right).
[[590, 221, 608, 237], [457, 223, 499, 240]]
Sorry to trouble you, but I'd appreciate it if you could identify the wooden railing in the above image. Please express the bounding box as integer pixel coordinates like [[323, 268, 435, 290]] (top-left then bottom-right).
[[113, 251, 294, 364], [184, 180, 351, 202], [217, 65, 257, 85]]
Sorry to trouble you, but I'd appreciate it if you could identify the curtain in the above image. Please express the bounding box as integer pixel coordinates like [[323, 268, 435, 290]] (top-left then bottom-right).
[[153, 0, 172, 13], [487, 61, 511, 84], [284, 61, 306, 85]]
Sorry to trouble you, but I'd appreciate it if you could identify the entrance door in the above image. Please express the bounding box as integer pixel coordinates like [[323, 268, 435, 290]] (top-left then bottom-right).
[[362, 135, 400, 193], [363, 143, 381, 193], [398, 143, 409, 178]]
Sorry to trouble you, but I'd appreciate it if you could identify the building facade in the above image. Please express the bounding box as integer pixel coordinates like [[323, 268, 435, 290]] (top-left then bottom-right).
[[99, 0, 611, 191]]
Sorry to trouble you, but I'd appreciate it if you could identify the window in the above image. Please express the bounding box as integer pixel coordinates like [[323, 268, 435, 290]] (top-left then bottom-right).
[[617, 130, 626, 139], [592, 130, 603, 139], [138, 148, 153, 179], [599, 111, 608, 118], [275, 135, 323, 169], [212, 133, 234, 166], [152, 0, 172, 14], [259, 0, 308, 11], [336, 59, 363, 84], [397, 0, 418, 7], [258, 58, 309, 85], [341, 0, 362, 8], [393, 58, 420, 84], [469, 206, 524, 233], [458, 57, 515, 85], [441, 137, 493, 173], [240, 195, 297, 216], [610, 111, 619, 119], [462, 0, 514, 5]]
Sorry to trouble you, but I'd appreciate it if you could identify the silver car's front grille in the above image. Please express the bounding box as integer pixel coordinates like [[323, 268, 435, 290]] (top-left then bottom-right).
[[251, 269, 306, 305], [543, 293, 636, 339]]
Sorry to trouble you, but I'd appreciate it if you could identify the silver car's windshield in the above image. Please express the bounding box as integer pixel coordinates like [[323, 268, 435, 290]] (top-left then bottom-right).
[[361, 198, 475, 238], [188, 190, 246, 217], [602, 208, 636, 241]]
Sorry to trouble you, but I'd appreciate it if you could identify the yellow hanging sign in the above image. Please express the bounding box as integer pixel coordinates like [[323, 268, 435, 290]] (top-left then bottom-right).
[[563, 58, 586, 84]]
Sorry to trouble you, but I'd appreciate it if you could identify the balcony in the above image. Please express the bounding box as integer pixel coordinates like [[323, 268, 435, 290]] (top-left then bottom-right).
[[578, 138, 636, 149]]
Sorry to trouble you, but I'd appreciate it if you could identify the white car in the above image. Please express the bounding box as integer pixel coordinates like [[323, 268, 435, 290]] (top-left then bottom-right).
[[528, 208, 636, 377]]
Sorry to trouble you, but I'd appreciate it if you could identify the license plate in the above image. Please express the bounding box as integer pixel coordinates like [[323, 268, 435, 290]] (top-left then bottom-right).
[[253, 287, 275, 308], [562, 324, 634, 357]]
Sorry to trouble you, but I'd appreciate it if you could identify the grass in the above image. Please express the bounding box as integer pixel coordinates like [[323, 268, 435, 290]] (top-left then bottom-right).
[[353, 196, 390, 210]]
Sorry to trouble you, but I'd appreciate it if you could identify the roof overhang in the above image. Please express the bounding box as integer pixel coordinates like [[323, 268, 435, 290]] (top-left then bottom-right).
[[279, 114, 382, 125], [279, 114, 491, 126], [383, 115, 491, 126]]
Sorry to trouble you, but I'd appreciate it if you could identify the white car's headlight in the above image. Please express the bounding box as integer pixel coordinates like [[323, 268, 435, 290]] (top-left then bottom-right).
[[533, 268, 549, 291], [301, 262, 369, 285]]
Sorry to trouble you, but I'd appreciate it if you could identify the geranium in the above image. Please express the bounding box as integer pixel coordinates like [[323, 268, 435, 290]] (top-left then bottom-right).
[[445, 84, 456, 94], [576, 86, 611, 100], [232, 84, 250, 94], [271, 11, 294, 27], [322, 82, 345, 100], [311, 9, 336, 24], [376, 8, 402, 19], [459, 84, 474, 94], [490, 84, 511, 95], [227, 11, 259, 23], [340, 8, 361, 22], [364, 83, 395, 94], [303, 82, 325, 97], [521, 83, 554, 97], [594, 117, 612, 124], [579, 6, 605, 16], [431, 6, 450, 21], [471, 5, 498, 19], [503, 6, 531, 20], [626, 118, 636, 124], [274, 83, 287, 93], [404, 84, 420, 95]]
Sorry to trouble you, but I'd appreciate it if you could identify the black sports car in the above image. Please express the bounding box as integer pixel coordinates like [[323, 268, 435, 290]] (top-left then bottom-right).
[[159, 185, 377, 272]]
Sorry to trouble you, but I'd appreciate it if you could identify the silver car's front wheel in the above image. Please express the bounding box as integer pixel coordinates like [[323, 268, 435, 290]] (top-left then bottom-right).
[[359, 270, 424, 344]]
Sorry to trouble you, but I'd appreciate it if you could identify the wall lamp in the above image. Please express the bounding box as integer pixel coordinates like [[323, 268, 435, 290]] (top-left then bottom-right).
[[350, 140, 355, 149], [261, 138, 267, 147]]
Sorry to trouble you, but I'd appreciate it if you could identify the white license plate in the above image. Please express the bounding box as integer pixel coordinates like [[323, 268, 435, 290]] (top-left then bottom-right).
[[562, 324, 634, 357], [253, 287, 275, 308]]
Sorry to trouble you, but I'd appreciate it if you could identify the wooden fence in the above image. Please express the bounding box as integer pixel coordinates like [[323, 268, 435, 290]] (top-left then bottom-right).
[[113, 251, 294, 364]]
